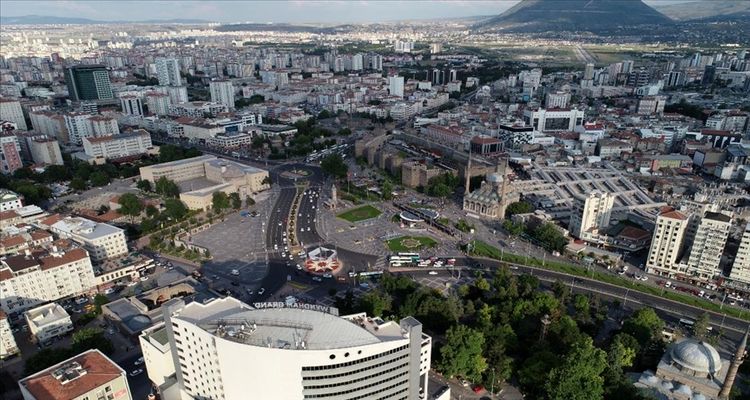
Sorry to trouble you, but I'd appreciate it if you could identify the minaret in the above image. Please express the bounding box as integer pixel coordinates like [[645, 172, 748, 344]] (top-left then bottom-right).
[[464, 146, 472, 196], [499, 157, 510, 219], [719, 325, 749, 399]]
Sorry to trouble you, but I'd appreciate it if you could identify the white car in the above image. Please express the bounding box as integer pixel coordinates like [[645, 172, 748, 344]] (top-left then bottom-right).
[[307, 227, 312, 232], [129, 368, 144, 377], [134, 357, 144, 365], [140, 276, 149, 282], [296, 264, 303, 270], [622, 265, 629, 271], [231, 269, 240, 276], [258, 288, 266, 295], [428, 271, 438, 275]]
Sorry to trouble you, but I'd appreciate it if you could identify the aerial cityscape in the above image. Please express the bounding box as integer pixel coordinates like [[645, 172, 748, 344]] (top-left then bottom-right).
[[0, 0, 750, 399]]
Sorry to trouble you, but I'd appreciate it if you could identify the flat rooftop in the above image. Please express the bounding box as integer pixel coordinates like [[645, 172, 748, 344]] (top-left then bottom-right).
[[175, 297, 408, 351], [25, 303, 70, 328], [51, 217, 123, 240], [143, 155, 216, 170]]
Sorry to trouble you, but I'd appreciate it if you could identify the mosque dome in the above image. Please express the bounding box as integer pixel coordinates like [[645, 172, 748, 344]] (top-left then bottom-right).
[[670, 339, 722, 374]]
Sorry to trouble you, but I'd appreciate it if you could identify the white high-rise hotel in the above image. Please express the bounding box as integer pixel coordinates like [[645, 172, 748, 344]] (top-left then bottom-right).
[[140, 297, 431, 400]]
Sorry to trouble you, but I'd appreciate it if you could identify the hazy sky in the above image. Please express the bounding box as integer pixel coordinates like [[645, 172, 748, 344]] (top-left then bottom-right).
[[2, 1, 695, 23]]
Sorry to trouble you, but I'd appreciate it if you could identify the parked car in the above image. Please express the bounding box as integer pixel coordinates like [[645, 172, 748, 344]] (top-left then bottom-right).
[[428, 271, 438, 275], [257, 287, 266, 295], [134, 357, 144, 366], [129, 368, 144, 377]]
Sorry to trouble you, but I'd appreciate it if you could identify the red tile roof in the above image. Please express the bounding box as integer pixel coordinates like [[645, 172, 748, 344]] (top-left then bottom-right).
[[659, 206, 687, 220], [19, 350, 125, 400]]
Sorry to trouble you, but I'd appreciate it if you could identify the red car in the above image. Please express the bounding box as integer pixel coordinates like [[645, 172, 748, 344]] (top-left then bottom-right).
[[472, 385, 485, 394]]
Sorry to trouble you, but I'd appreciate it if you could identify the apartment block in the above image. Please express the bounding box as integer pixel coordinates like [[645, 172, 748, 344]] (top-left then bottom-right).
[[730, 223, 750, 284], [24, 303, 73, 344], [0, 247, 95, 314], [569, 190, 615, 240], [0, 311, 19, 359], [646, 207, 689, 277], [82, 129, 153, 162], [0, 98, 28, 130], [686, 212, 732, 281], [50, 217, 128, 262]]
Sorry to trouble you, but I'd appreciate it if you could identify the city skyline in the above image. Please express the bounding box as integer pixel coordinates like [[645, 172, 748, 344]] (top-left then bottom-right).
[[2, 0, 695, 24]]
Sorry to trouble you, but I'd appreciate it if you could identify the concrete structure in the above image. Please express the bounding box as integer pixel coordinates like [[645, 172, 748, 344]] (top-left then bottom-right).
[[0, 133, 23, 174], [50, 217, 128, 262], [120, 95, 144, 116], [0, 189, 23, 211], [545, 91, 571, 109], [0, 247, 95, 314], [18, 349, 133, 400], [522, 108, 585, 132], [139, 155, 270, 210], [729, 223, 750, 284], [29, 136, 64, 166], [145, 297, 431, 400], [686, 212, 731, 281], [64, 65, 113, 101], [139, 323, 173, 387], [89, 115, 120, 137], [209, 80, 235, 110], [0, 98, 28, 130], [64, 112, 94, 145], [646, 207, 689, 277], [388, 75, 404, 98], [156, 58, 182, 87], [637, 95, 666, 115], [82, 129, 154, 162], [29, 111, 68, 143], [146, 92, 172, 116], [0, 311, 19, 359], [568, 190, 615, 241], [24, 303, 73, 344]]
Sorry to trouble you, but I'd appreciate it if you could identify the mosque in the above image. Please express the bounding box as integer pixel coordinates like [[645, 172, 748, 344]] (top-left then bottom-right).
[[462, 158, 518, 220], [634, 328, 748, 400]]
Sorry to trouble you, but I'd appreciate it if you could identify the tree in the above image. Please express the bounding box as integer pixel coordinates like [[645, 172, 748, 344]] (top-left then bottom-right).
[[502, 220, 525, 236], [137, 179, 152, 192], [163, 198, 188, 220], [692, 312, 712, 340], [89, 171, 110, 187], [145, 205, 159, 218], [438, 325, 487, 382], [70, 177, 87, 191], [429, 183, 451, 198], [229, 192, 242, 210], [24, 348, 72, 375], [358, 291, 392, 317], [544, 337, 607, 400], [320, 154, 348, 179], [337, 128, 352, 136], [155, 177, 180, 198], [118, 193, 142, 221], [212, 192, 230, 211], [381, 180, 393, 200], [622, 307, 664, 347], [71, 328, 114, 355], [318, 109, 331, 119], [505, 201, 534, 217], [93, 294, 110, 314], [245, 195, 255, 206]]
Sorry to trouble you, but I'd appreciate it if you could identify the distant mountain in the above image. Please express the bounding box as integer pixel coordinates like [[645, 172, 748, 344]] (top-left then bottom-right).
[[0, 15, 208, 25], [474, 0, 673, 33], [653, 1, 750, 21]]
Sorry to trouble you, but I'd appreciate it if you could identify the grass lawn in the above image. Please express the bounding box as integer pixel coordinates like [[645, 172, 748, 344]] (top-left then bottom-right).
[[337, 205, 382, 222], [386, 236, 438, 252], [467, 240, 750, 322]]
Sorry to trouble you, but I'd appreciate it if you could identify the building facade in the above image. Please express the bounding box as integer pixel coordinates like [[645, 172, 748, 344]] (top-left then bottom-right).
[[209, 80, 235, 110], [0, 133, 23, 174], [730, 223, 750, 284], [145, 297, 431, 400], [156, 58, 182, 87], [29, 136, 64, 166], [82, 130, 153, 161], [646, 207, 689, 277], [24, 303, 73, 344], [686, 212, 731, 281], [0, 311, 19, 359], [0, 98, 28, 130], [18, 349, 133, 400], [50, 217, 128, 262], [568, 191, 615, 240], [64, 65, 114, 101], [0, 247, 95, 314]]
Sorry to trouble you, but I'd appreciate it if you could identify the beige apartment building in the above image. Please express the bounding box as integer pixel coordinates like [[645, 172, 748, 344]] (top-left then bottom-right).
[[0, 311, 19, 359], [686, 211, 732, 282], [50, 217, 128, 262], [645, 207, 689, 277]]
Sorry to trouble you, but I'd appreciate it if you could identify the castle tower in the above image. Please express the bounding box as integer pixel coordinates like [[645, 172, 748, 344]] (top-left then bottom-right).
[[719, 325, 749, 398]]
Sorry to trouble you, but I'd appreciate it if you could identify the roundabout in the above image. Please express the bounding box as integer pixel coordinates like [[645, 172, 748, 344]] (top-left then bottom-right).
[[303, 246, 342, 273]]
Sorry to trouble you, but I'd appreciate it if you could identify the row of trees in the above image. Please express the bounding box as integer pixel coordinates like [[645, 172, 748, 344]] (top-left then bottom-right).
[[336, 270, 669, 399]]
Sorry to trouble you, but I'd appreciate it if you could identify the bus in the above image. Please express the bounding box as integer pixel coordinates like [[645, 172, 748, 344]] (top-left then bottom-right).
[[678, 318, 695, 328], [389, 253, 420, 267]]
